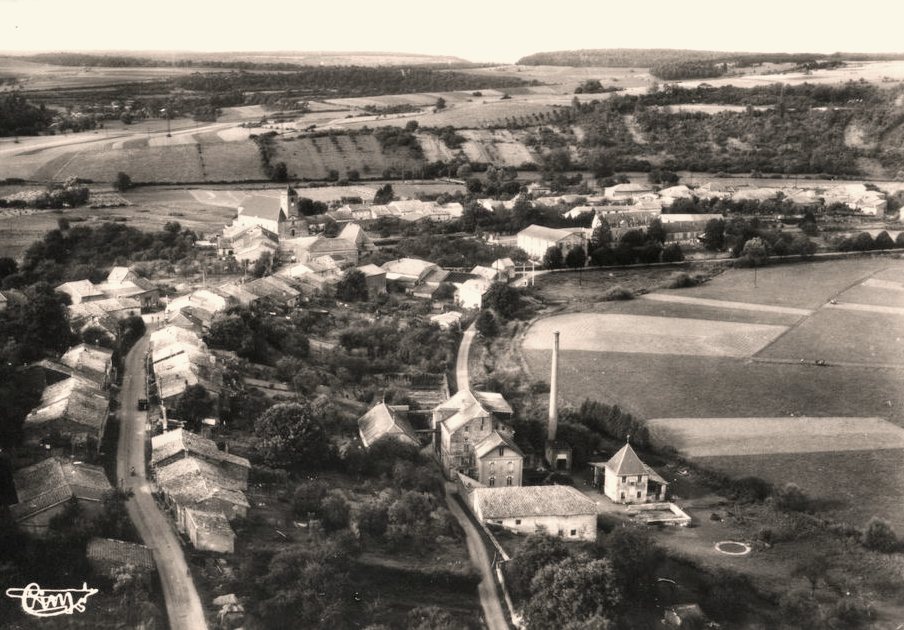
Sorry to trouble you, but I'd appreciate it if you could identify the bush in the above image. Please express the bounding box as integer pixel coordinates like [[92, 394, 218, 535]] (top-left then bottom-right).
[[774, 482, 809, 512], [730, 476, 773, 503], [666, 272, 700, 289], [862, 517, 898, 552], [475, 309, 499, 337], [601, 285, 633, 301], [292, 480, 328, 517], [320, 492, 351, 531]]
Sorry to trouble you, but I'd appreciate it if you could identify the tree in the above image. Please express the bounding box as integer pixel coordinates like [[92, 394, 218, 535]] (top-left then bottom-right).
[[482, 283, 522, 320], [320, 492, 350, 531], [57, 217, 70, 231], [660, 242, 684, 262], [741, 237, 769, 267], [292, 480, 328, 518], [174, 384, 212, 428], [251, 251, 273, 278], [524, 555, 621, 629], [271, 161, 288, 182], [800, 210, 818, 236], [703, 218, 725, 251], [407, 606, 459, 630], [774, 482, 809, 512], [475, 309, 499, 337], [434, 97, 447, 111], [113, 171, 133, 192], [373, 184, 394, 205], [646, 218, 666, 244], [504, 534, 570, 598], [851, 232, 874, 252], [565, 246, 587, 269], [254, 402, 331, 471], [896, 232, 904, 248], [874, 230, 895, 250], [863, 517, 898, 552], [792, 555, 830, 595], [0, 257, 17, 280], [335, 269, 368, 301], [591, 220, 612, 249], [543, 245, 564, 270], [603, 528, 663, 600], [778, 589, 822, 630]]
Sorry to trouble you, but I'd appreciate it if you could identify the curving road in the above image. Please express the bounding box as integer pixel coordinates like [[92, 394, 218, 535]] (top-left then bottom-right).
[[448, 322, 510, 630], [117, 335, 208, 630]]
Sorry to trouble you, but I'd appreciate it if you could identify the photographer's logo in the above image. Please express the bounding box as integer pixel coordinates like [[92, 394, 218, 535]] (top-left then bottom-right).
[[5, 583, 98, 617]]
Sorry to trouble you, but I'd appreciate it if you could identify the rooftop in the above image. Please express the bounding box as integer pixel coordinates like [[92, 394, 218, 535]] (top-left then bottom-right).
[[238, 196, 286, 222], [358, 403, 418, 448], [474, 430, 524, 459], [11, 458, 112, 521], [474, 485, 596, 519], [517, 224, 585, 242], [151, 428, 251, 471], [86, 538, 155, 572]]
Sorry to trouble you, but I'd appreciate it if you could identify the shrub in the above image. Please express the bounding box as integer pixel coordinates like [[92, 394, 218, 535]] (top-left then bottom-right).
[[730, 476, 773, 503], [320, 492, 351, 531], [862, 517, 898, 552], [774, 482, 809, 512], [666, 272, 699, 289], [601, 285, 633, 301]]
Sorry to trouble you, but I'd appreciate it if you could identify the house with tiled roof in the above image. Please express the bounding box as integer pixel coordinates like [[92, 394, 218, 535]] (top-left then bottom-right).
[[355, 264, 387, 295], [358, 403, 418, 448], [56, 280, 105, 304], [491, 258, 516, 282], [23, 376, 109, 452], [87, 538, 156, 578], [380, 258, 438, 286], [432, 389, 514, 479], [68, 297, 141, 331], [338, 223, 375, 253], [470, 485, 597, 541], [60, 344, 114, 388], [149, 326, 222, 404], [474, 431, 523, 487], [184, 507, 236, 553], [600, 441, 667, 504], [243, 275, 300, 306], [10, 458, 113, 535], [151, 428, 250, 484], [97, 267, 160, 310], [516, 225, 586, 260]]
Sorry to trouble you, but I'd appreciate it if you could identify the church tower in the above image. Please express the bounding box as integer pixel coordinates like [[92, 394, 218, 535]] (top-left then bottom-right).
[[280, 185, 299, 220]]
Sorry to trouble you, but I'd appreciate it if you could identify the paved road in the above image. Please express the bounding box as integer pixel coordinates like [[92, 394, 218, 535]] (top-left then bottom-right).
[[456, 323, 476, 391], [444, 483, 509, 630], [117, 335, 208, 630]]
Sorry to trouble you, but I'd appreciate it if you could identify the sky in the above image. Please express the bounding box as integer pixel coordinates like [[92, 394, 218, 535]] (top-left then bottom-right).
[[3, 0, 904, 64]]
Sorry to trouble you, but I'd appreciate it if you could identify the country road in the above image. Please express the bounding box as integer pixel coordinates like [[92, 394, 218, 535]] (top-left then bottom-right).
[[449, 322, 511, 630], [456, 323, 477, 391], [444, 483, 509, 630], [117, 334, 208, 630]]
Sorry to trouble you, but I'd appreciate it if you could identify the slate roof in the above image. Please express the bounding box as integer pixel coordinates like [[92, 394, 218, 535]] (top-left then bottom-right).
[[86, 538, 155, 572], [474, 485, 596, 519], [11, 458, 112, 521], [358, 403, 418, 448], [605, 443, 649, 476], [474, 430, 524, 459]]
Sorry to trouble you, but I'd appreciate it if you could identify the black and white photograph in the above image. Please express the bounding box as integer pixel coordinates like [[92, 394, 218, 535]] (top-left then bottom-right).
[[1, 1, 904, 628]]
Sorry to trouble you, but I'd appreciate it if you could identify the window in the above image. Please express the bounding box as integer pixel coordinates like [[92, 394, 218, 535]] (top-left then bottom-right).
[[637, 491, 642, 499], [515, 519, 521, 525], [489, 476, 495, 487], [498, 446, 504, 457], [506, 476, 513, 486], [465, 425, 470, 432], [570, 529, 577, 536], [508, 461, 514, 472]]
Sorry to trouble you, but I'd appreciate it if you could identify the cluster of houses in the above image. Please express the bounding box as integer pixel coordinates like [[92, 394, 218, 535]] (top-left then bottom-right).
[[150, 428, 251, 553], [55, 267, 161, 342], [508, 179, 891, 262]]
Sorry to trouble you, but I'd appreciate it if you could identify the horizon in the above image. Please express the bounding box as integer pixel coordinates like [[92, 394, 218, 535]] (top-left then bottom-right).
[[4, 0, 904, 65]]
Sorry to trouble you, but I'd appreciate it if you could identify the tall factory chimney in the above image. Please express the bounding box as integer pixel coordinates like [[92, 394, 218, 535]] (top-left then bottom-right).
[[547, 330, 559, 443]]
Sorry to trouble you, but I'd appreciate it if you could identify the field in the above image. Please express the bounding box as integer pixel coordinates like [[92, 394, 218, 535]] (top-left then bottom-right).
[[522, 257, 904, 530]]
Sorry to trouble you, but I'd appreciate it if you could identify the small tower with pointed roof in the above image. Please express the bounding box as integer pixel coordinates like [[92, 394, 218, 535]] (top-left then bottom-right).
[[602, 438, 668, 504]]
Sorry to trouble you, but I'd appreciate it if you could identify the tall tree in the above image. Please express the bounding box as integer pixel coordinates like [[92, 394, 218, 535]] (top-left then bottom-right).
[[254, 402, 331, 471], [524, 555, 621, 629], [543, 246, 564, 270]]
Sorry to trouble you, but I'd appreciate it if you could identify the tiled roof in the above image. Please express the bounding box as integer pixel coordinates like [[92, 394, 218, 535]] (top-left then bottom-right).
[[185, 507, 235, 539], [605, 443, 648, 476], [86, 538, 155, 572], [68, 297, 140, 322], [381, 258, 437, 281], [474, 485, 596, 519], [60, 344, 112, 384], [358, 403, 417, 447], [356, 264, 385, 277], [238, 196, 285, 222], [151, 428, 250, 471], [474, 431, 524, 459], [11, 458, 112, 521], [517, 225, 585, 242], [25, 377, 108, 434], [56, 280, 104, 301]]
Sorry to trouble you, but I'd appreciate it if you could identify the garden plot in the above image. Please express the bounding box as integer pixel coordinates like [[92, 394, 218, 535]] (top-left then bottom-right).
[[417, 133, 459, 162], [523, 313, 788, 358]]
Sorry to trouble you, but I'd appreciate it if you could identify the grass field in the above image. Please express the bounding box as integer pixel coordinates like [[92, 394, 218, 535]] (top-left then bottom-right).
[[699, 449, 904, 532], [271, 134, 423, 180], [647, 416, 904, 457], [523, 313, 788, 358]]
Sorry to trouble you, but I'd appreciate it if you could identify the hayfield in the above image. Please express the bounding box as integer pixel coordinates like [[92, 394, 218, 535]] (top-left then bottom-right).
[[647, 416, 904, 458], [198, 141, 267, 181], [757, 306, 904, 365], [523, 313, 787, 358], [674, 258, 903, 309], [52, 144, 207, 182]]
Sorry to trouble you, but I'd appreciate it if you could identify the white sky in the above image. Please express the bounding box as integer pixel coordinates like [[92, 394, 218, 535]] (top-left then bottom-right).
[[2, 0, 904, 64]]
